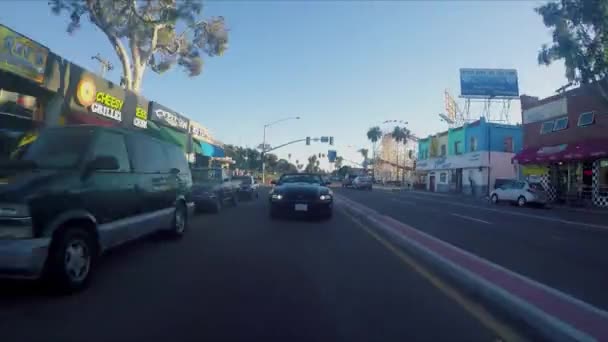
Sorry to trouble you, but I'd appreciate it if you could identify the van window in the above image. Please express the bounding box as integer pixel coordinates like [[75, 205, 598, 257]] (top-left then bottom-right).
[[128, 135, 168, 173], [91, 131, 130, 172], [10, 127, 93, 169], [164, 144, 190, 174]]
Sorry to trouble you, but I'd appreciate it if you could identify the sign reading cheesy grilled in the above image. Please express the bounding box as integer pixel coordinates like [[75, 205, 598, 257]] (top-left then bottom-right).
[[75, 77, 123, 122], [0, 25, 48, 83]]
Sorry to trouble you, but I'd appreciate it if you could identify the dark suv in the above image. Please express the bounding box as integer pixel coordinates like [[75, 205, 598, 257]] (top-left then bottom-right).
[[0, 125, 194, 292]]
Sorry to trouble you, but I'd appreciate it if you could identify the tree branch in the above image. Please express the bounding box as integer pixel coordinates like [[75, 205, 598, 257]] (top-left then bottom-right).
[[86, 0, 133, 88]]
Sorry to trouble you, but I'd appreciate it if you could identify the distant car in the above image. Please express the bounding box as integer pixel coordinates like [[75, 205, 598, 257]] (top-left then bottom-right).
[[233, 175, 259, 200], [342, 174, 358, 187], [269, 173, 333, 219], [353, 175, 373, 190], [191, 168, 240, 213], [490, 180, 548, 207]]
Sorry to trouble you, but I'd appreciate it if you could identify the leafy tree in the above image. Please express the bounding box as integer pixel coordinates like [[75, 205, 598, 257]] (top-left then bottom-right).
[[536, 0, 608, 100], [334, 156, 343, 170], [305, 154, 318, 173], [49, 0, 229, 93]]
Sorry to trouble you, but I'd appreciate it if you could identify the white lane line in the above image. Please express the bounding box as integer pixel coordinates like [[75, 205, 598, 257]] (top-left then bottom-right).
[[450, 213, 492, 225], [393, 193, 608, 231]]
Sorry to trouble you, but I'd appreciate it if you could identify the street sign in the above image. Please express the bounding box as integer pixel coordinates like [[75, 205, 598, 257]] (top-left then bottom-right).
[[328, 150, 337, 162], [320, 136, 329, 143]]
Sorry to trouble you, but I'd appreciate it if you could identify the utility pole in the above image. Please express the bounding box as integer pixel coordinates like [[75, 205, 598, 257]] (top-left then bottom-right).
[[91, 53, 114, 78]]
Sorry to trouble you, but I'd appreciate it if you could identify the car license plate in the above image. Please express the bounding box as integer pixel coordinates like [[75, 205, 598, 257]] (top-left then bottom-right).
[[295, 204, 308, 211]]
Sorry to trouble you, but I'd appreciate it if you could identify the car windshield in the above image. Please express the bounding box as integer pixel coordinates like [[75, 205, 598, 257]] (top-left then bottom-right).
[[233, 176, 252, 184], [279, 174, 322, 185], [7, 127, 94, 169]]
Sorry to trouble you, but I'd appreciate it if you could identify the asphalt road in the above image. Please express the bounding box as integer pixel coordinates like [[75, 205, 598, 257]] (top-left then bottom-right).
[[336, 186, 608, 311], [0, 189, 500, 342]]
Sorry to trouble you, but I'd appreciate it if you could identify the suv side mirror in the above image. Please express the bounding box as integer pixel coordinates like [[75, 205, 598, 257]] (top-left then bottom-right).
[[223, 178, 230, 183], [87, 156, 119, 172], [170, 168, 180, 175]]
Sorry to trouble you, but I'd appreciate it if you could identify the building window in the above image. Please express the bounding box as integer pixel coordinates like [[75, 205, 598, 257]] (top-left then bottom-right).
[[553, 117, 568, 131], [578, 112, 595, 127], [440, 144, 446, 156], [470, 137, 477, 152], [454, 141, 462, 155], [439, 172, 447, 183], [540, 120, 554, 134], [503, 136, 514, 152]]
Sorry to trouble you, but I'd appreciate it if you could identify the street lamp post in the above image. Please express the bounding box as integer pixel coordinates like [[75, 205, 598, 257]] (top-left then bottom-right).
[[262, 116, 300, 183]]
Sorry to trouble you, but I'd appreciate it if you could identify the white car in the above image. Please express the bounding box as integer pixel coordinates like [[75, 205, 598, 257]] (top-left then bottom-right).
[[490, 180, 548, 207]]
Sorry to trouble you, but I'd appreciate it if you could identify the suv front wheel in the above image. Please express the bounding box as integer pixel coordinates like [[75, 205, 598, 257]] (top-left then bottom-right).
[[168, 203, 187, 238], [45, 226, 96, 293]]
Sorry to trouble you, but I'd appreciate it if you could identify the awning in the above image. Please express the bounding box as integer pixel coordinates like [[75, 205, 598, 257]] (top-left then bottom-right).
[[194, 139, 224, 157], [513, 139, 608, 164], [212, 145, 225, 158], [147, 121, 189, 150]]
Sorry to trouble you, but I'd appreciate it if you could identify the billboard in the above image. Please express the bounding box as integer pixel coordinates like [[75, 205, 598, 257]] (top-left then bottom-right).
[[460, 68, 519, 98], [0, 25, 49, 83]]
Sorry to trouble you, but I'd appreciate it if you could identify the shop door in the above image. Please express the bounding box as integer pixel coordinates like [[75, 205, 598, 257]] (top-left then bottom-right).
[[456, 168, 463, 193], [429, 175, 436, 192]]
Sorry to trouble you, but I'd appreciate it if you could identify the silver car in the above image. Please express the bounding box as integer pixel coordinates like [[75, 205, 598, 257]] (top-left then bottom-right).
[[490, 180, 548, 207], [353, 176, 373, 190]]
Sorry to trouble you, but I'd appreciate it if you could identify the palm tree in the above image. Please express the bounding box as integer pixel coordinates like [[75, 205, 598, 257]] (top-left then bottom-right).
[[392, 126, 411, 182], [367, 126, 382, 180], [358, 148, 369, 168]]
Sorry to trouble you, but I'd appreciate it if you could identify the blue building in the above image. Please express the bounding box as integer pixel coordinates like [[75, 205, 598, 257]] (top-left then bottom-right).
[[416, 117, 522, 196]]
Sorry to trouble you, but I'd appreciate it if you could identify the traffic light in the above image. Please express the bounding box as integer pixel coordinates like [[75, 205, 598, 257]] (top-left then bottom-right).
[[306, 137, 311, 145], [329, 136, 334, 145]]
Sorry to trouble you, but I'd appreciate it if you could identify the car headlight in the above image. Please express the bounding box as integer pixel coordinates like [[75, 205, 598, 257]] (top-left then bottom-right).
[[271, 194, 283, 200], [319, 194, 332, 201], [0, 204, 30, 217]]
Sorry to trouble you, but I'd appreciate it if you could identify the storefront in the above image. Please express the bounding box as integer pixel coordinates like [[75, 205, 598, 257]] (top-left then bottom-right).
[[513, 140, 608, 207], [0, 24, 52, 158], [416, 152, 492, 196]]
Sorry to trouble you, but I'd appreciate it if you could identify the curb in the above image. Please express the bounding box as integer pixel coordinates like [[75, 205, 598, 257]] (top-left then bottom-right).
[[337, 194, 608, 342]]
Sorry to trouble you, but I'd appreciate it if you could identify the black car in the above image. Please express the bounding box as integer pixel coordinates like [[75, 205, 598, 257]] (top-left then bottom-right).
[[269, 173, 333, 219], [0, 125, 194, 292]]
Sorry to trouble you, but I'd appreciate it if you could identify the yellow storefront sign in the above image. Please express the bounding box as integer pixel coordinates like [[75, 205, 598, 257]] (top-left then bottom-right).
[[521, 165, 546, 176], [0, 25, 49, 83]]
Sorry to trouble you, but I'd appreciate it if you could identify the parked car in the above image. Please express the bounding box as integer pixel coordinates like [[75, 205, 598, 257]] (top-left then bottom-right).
[[353, 175, 373, 190], [191, 167, 240, 212], [233, 175, 259, 200], [490, 180, 548, 207], [269, 173, 333, 219], [342, 174, 358, 187], [0, 125, 194, 292]]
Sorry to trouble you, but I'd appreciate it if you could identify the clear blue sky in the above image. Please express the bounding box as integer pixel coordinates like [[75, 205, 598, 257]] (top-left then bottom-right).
[[1, 1, 566, 168]]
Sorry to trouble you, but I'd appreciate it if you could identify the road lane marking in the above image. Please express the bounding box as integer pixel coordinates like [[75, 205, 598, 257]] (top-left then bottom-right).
[[339, 208, 525, 342], [392, 193, 608, 231], [451, 213, 492, 225]]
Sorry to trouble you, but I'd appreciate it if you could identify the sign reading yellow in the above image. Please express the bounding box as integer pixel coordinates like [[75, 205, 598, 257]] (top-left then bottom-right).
[[0, 25, 48, 83]]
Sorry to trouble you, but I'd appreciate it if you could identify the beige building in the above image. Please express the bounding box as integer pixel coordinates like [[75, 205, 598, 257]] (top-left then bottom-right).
[[375, 134, 417, 183]]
